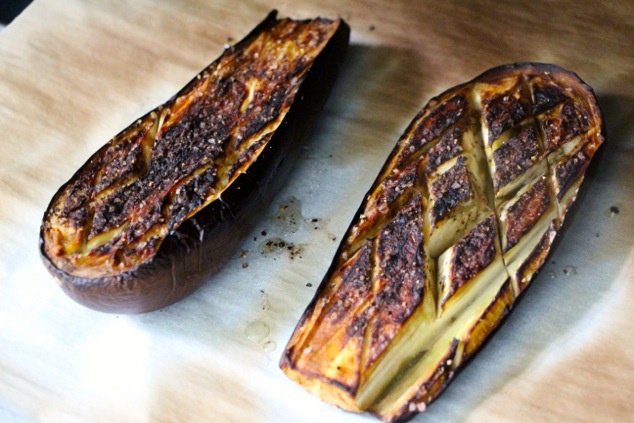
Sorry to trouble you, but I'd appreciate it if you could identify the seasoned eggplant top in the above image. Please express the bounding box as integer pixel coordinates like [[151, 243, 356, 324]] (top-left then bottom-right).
[[281, 63, 604, 421], [41, 16, 340, 278]]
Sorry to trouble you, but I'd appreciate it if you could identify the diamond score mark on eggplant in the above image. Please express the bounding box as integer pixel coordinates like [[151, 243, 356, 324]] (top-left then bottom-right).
[[39, 12, 350, 313], [281, 63, 604, 422]]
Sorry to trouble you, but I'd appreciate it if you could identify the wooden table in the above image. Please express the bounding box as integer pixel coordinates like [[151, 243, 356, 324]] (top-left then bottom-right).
[[1, 1, 632, 422]]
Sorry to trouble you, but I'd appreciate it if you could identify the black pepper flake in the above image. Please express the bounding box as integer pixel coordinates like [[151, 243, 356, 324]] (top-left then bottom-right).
[[261, 230, 267, 236], [448, 216, 496, 290], [484, 88, 530, 142], [430, 156, 472, 225], [492, 125, 540, 191], [610, 206, 620, 215], [425, 126, 464, 175], [306, 283, 313, 287]]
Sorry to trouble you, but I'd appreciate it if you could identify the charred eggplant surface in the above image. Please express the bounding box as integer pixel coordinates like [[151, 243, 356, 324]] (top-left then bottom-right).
[[281, 63, 604, 422], [40, 11, 350, 313]]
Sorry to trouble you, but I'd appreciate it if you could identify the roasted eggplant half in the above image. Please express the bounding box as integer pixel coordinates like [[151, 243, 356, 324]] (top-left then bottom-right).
[[280, 63, 604, 422], [39, 11, 350, 313]]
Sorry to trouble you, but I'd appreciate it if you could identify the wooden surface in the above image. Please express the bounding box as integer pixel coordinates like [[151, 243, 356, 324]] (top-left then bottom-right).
[[1, 1, 633, 422]]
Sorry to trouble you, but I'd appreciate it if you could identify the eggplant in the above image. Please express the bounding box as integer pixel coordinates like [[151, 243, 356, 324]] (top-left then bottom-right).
[[280, 63, 604, 422], [39, 11, 350, 314]]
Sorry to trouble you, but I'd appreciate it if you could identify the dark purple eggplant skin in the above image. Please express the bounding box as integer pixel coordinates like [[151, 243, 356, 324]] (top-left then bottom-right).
[[39, 11, 350, 314]]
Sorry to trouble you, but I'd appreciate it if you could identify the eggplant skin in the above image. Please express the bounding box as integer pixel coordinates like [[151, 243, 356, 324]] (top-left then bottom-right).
[[39, 11, 350, 314], [281, 63, 604, 422]]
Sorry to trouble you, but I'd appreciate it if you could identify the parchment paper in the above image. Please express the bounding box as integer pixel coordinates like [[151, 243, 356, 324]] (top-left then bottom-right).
[[1, 1, 633, 422]]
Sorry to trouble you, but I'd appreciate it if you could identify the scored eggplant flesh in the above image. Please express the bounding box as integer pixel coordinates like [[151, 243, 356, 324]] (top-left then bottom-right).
[[281, 63, 604, 422], [40, 11, 350, 313]]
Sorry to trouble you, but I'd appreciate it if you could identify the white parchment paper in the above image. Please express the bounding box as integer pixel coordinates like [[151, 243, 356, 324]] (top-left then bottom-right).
[[1, 1, 633, 422]]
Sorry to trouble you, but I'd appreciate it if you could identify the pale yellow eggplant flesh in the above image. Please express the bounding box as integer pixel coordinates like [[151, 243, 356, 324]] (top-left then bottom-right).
[[280, 63, 604, 422]]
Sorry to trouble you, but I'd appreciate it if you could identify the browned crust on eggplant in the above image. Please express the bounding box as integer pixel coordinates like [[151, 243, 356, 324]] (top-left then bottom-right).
[[553, 147, 592, 200], [515, 221, 558, 292], [394, 94, 468, 168], [481, 79, 531, 144], [539, 101, 591, 154], [492, 124, 541, 192], [429, 156, 472, 227], [440, 216, 497, 308], [282, 195, 429, 395], [424, 126, 464, 175], [503, 176, 551, 252], [281, 63, 604, 422], [39, 11, 350, 313], [367, 194, 427, 368]]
